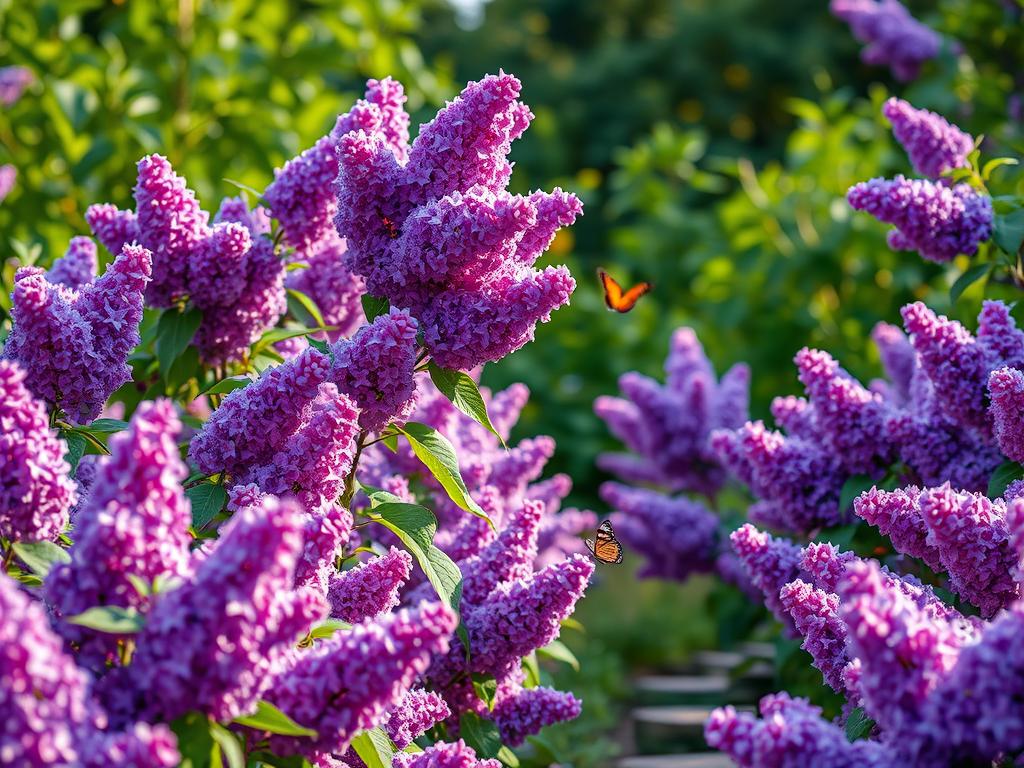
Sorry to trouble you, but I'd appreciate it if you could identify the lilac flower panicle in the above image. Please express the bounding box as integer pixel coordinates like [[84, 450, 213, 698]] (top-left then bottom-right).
[[268, 602, 456, 755], [0, 360, 76, 542], [459, 499, 543, 604], [85, 203, 140, 257], [883, 98, 973, 179], [3, 243, 152, 424], [330, 307, 419, 431], [854, 485, 942, 570], [327, 546, 412, 623], [830, 0, 941, 81], [729, 524, 802, 628], [492, 686, 582, 747], [0, 65, 33, 106], [285, 232, 366, 342], [47, 237, 98, 290], [778, 580, 851, 694], [393, 740, 501, 768], [871, 321, 916, 402], [383, 688, 451, 749], [976, 300, 1024, 370], [848, 176, 993, 263], [0, 164, 15, 203], [295, 502, 354, 598], [988, 366, 1024, 463], [119, 497, 327, 724]]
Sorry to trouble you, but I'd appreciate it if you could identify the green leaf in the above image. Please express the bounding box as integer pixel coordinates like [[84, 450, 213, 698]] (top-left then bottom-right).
[[233, 700, 318, 737], [950, 262, 991, 303], [988, 460, 1024, 499], [994, 206, 1024, 255], [64, 432, 87, 474], [472, 673, 498, 710], [200, 375, 253, 397], [496, 746, 520, 767], [459, 712, 502, 760], [308, 337, 330, 355], [186, 483, 228, 529], [428, 363, 504, 445], [308, 618, 353, 640], [397, 422, 489, 523], [209, 723, 245, 768], [350, 728, 396, 768], [521, 652, 540, 688], [361, 294, 390, 323], [85, 418, 130, 434], [844, 706, 875, 742], [155, 307, 202, 375], [171, 712, 216, 768], [11, 540, 70, 577], [381, 432, 399, 453], [838, 474, 874, 514], [982, 157, 1019, 182], [286, 288, 326, 329], [252, 326, 328, 355], [537, 639, 580, 671], [223, 177, 264, 199], [66, 605, 145, 634]]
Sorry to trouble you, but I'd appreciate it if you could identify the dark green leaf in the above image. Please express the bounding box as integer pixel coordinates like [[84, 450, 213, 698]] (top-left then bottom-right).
[[171, 712, 216, 768], [989, 460, 1024, 499], [233, 700, 317, 737], [994, 207, 1024, 256], [186, 483, 228, 529], [459, 713, 502, 760], [361, 294, 390, 323], [64, 432, 87, 474], [200, 375, 253, 397], [165, 345, 201, 394], [428, 363, 504, 445], [11, 540, 70, 577], [537, 639, 580, 671], [521, 652, 540, 688], [950, 262, 991, 303], [472, 674, 498, 710], [209, 723, 245, 768], [286, 288, 326, 329], [844, 706, 875, 742], [308, 337, 330, 355], [350, 728, 396, 768], [155, 307, 202, 375], [85, 418, 130, 434], [66, 605, 145, 634], [838, 474, 874, 514], [397, 423, 489, 523]]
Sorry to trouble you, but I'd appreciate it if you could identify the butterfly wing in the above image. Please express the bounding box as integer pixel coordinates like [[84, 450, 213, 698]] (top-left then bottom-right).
[[598, 269, 624, 311], [588, 520, 624, 564], [615, 281, 653, 313]]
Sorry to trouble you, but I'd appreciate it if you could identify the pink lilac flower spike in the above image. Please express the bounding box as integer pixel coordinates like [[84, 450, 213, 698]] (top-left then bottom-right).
[[332, 77, 411, 161], [187, 221, 252, 308], [0, 66, 33, 106], [729, 524, 802, 630], [794, 347, 895, 475], [4, 244, 153, 424], [917, 483, 1018, 618], [393, 740, 501, 768], [778, 580, 852, 695], [132, 154, 210, 307], [285, 232, 366, 342], [294, 503, 355, 598], [268, 601, 457, 756], [853, 486, 943, 570], [383, 688, 451, 750], [829, 0, 941, 82], [838, 559, 965, 736], [85, 202, 140, 257], [0, 164, 15, 203], [988, 367, 1024, 463], [117, 497, 327, 725], [0, 360, 76, 542], [264, 136, 339, 252], [47, 236, 98, 289], [330, 307, 419, 431], [883, 98, 973, 180], [492, 686, 582, 747], [189, 346, 331, 478], [459, 499, 544, 603], [705, 693, 895, 768], [45, 400, 193, 669], [600, 482, 718, 581], [327, 546, 412, 623], [87, 723, 180, 768], [871, 321, 916, 403], [847, 176, 993, 263], [976, 299, 1024, 369]]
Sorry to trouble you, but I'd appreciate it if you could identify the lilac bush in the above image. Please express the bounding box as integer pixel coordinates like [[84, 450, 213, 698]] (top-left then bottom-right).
[[829, 0, 941, 82]]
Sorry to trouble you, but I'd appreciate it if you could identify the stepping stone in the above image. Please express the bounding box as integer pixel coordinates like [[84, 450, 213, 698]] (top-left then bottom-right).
[[619, 754, 735, 768], [631, 705, 752, 754], [737, 641, 775, 661], [634, 674, 756, 707], [634, 675, 730, 694], [690, 650, 745, 673]]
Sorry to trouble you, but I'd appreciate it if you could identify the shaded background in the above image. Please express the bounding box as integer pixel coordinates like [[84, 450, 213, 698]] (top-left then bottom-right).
[[2, 1, 1022, 764]]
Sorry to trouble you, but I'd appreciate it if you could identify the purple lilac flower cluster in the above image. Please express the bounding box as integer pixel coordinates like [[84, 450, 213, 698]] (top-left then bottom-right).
[[2, 242, 151, 423], [0, 65, 33, 106], [334, 73, 582, 370], [882, 98, 973, 179], [0, 164, 14, 202], [87, 158, 286, 364], [829, 0, 941, 82]]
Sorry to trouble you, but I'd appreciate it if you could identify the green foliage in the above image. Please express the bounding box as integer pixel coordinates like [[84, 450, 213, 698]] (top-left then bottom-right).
[[232, 700, 317, 737]]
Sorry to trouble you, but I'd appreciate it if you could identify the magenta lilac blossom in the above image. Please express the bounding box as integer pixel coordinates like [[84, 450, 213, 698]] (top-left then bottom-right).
[[383, 688, 451, 750], [327, 546, 412, 623], [46, 237, 97, 290], [0, 164, 14, 203], [830, 0, 941, 82], [883, 98, 973, 179], [0, 66, 33, 106], [988, 366, 1024, 463], [492, 686, 582, 747], [729, 524, 802, 628], [393, 740, 501, 768]]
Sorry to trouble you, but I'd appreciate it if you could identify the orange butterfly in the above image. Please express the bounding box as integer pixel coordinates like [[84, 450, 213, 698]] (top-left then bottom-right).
[[598, 268, 652, 313], [586, 520, 624, 564]]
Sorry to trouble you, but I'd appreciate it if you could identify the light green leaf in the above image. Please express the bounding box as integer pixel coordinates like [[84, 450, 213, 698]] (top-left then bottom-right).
[[472, 674, 498, 710], [459, 712, 502, 760], [223, 177, 264, 199], [186, 483, 228, 529], [397, 422, 489, 523], [428, 363, 504, 445], [844, 706, 875, 742], [537, 639, 580, 671], [66, 605, 145, 634], [994, 207, 1024, 256], [11, 540, 70, 577], [64, 432, 87, 474], [350, 728, 395, 768], [200, 375, 253, 397], [522, 652, 540, 688], [286, 288, 326, 329], [361, 294, 390, 323], [233, 700, 317, 737], [308, 618, 353, 640], [496, 746, 520, 767], [155, 307, 202, 376], [982, 157, 1019, 182], [85, 418, 130, 433], [252, 326, 328, 356], [210, 723, 245, 768], [950, 262, 991, 303]]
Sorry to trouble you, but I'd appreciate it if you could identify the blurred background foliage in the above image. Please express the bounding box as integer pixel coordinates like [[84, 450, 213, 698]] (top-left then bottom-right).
[[2, 1, 1023, 765]]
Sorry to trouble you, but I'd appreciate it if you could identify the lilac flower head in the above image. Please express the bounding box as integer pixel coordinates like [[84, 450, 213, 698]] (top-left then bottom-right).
[[119, 496, 326, 724], [918, 483, 1017, 617], [268, 601, 456, 755], [988, 366, 1024, 463], [706, 692, 894, 768], [331, 307, 419, 431], [393, 740, 501, 768], [0, 360, 76, 541], [977, 300, 1024, 370], [383, 688, 450, 750], [0, 164, 15, 203], [854, 485, 942, 570], [729, 524, 802, 628], [85, 203, 140, 257], [294, 502, 354, 597], [45, 400, 193, 666], [600, 482, 718, 581], [883, 98, 973, 179], [871, 321, 916, 402], [492, 686, 582, 747], [0, 66, 32, 106], [47, 237, 98, 290], [848, 176, 992, 263], [285, 232, 366, 342], [778, 580, 852, 694], [456, 499, 544, 604], [3, 243, 152, 423], [830, 0, 941, 81], [328, 546, 412, 623]]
